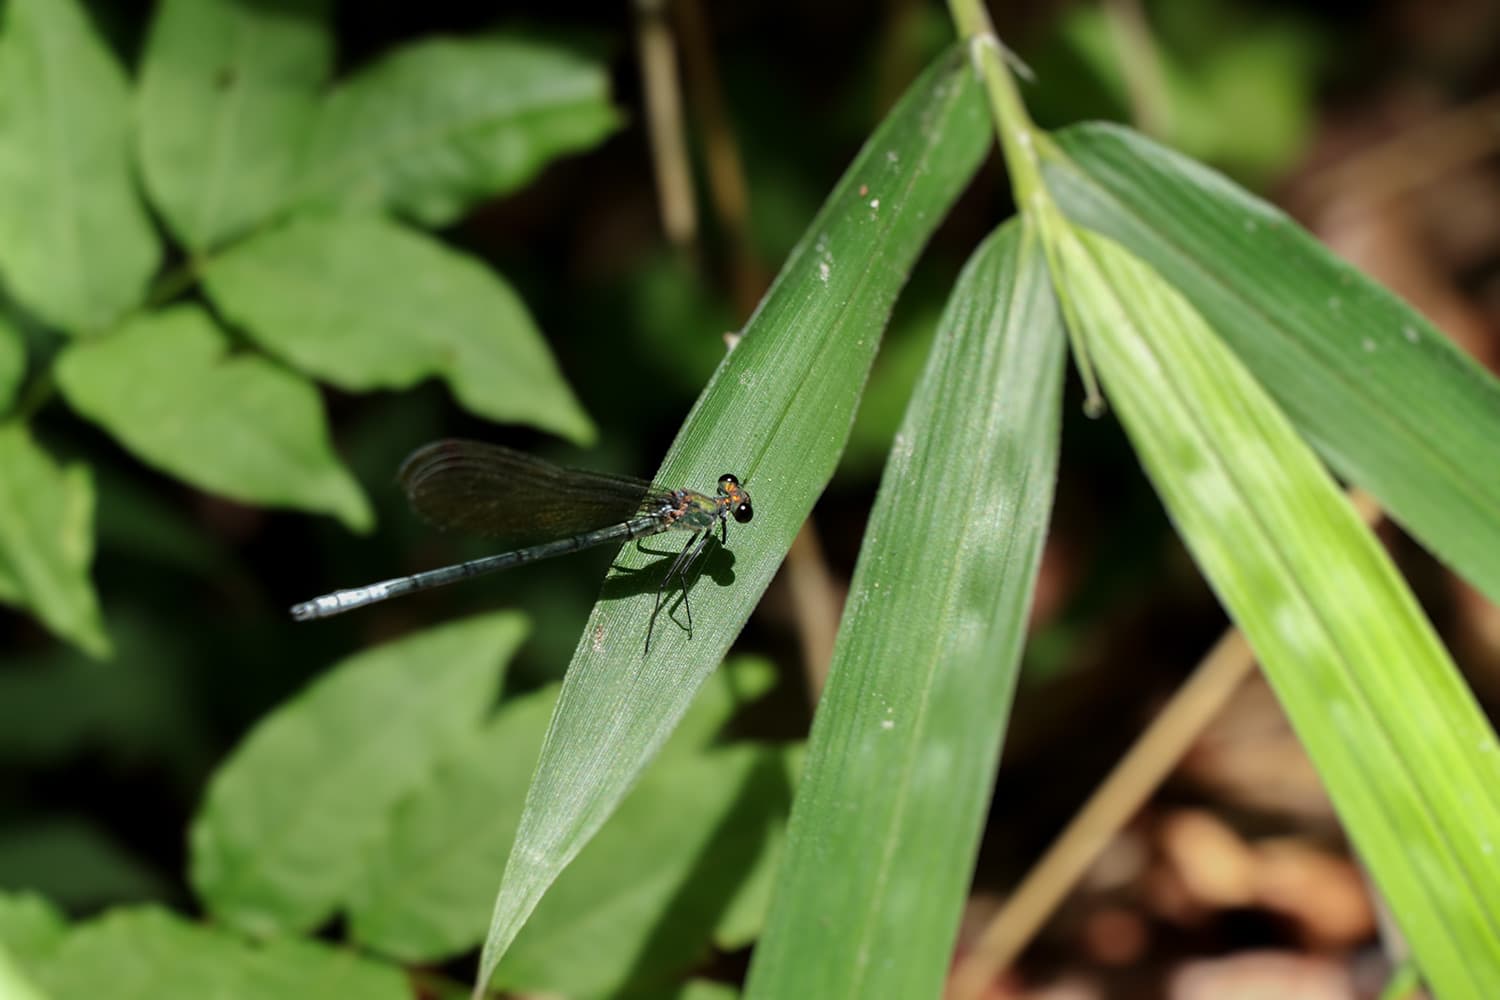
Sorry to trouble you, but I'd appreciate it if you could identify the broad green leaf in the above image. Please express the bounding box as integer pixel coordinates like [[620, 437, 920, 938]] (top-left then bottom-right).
[[473, 45, 993, 994], [746, 223, 1065, 998], [190, 612, 526, 938], [0, 892, 66, 968], [55, 305, 372, 532], [30, 907, 407, 1000], [1057, 227, 1500, 998], [1046, 123, 1500, 607], [675, 983, 740, 1000], [347, 685, 557, 961], [496, 745, 793, 998], [348, 658, 787, 975], [137, 0, 332, 250], [0, 952, 48, 1000], [0, 314, 23, 412], [0, 425, 108, 658], [201, 215, 595, 444], [293, 34, 620, 226], [0, 0, 158, 334]]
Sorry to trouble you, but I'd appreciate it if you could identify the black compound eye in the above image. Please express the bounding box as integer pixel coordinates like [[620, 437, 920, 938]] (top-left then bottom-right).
[[719, 473, 740, 489], [733, 501, 753, 524]]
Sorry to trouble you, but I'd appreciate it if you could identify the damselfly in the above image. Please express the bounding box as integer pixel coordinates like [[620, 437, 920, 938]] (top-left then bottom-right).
[[289, 440, 753, 653]]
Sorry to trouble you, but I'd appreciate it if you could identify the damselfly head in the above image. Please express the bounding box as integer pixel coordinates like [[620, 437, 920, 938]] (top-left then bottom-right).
[[718, 473, 753, 523]]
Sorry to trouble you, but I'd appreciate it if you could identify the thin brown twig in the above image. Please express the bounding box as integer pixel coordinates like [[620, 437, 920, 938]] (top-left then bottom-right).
[[634, 0, 697, 247]]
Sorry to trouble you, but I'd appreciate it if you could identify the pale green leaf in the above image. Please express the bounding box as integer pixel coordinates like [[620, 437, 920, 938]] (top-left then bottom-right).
[[746, 222, 1065, 998], [189, 611, 526, 937], [1058, 227, 1500, 998], [30, 907, 407, 1000], [673, 983, 740, 1000], [496, 744, 793, 997], [55, 304, 372, 532], [0, 0, 159, 334], [200, 215, 595, 444], [473, 45, 993, 994], [1046, 122, 1500, 606], [0, 952, 48, 1000], [294, 34, 620, 226], [0, 425, 108, 658], [348, 658, 788, 979], [137, 0, 332, 250], [0, 891, 67, 969], [0, 314, 23, 412]]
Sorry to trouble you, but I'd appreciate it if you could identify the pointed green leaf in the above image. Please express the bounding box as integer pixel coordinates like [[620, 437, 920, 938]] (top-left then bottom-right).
[[189, 612, 526, 937], [0, 0, 159, 334], [31, 907, 407, 1000], [0, 314, 23, 412], [294, 34, 620, 226], [497, 744, 793, 998], [1058, 226, 1500, 998], [0, 891, 66, 969], [201, 215, 595, 444], [473, 45, 993, 994], [746, 222, 1065, 998], [347, 658, 786, 970], [55, 305, 372, 531], [137, 0, 332, 250], [0, 952, 48, 1000], [0, 425, 108, 658], [1046, 123, 1500, 606]]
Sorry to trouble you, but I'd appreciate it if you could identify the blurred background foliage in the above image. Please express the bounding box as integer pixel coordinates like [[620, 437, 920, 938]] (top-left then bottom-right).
[[1, 0, 1498, 997]]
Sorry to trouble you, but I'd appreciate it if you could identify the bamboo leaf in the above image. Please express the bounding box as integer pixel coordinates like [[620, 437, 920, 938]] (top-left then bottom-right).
[[200, 215, 595, 445], [189, 612, 526, 938], [1046, 123, 1500, 606], [55, 305, 372, 531], [1056, 226, 1500, 998], [745, 221, 1065, 998], [293, 35, 620, 226], [137, 0, 332, 250], [471, 45, 993, 994], [0, 0, 159, 334], [0, 425, 108, 658]]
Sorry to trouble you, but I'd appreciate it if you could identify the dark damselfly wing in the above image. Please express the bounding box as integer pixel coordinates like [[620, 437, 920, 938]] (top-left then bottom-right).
[[398, 440, 670, 548]]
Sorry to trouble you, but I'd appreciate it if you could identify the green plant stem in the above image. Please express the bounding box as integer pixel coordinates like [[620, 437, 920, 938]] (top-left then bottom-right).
[[944, 0, 1104, 413]]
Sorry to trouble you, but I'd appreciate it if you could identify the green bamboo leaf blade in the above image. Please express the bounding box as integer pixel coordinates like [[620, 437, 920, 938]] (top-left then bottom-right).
[[745, 222, 1066, 999], [472, 45, 993, 994], [137, 0, 333, 251], [55, 305, 372, 532], [0, 426, 109, 658], [0, 0, 159, 334], [293, 35, 621, 226], [0, 314, 23, 411], [1046, 122, 1500, 606], [1061, 229, 1500, 997], [30, 907, 407, 1000], [347, 658, 787, 971], [200, 215, 596, 445], [188, 612, 526, 938]]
